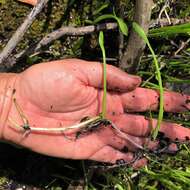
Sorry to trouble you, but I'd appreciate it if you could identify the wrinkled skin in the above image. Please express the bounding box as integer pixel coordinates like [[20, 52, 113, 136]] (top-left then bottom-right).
[[2, 59, 190, 167]]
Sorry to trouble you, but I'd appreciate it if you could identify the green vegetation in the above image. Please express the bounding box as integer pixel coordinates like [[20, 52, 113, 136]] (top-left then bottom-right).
[[90, 14, 128, 36], [98, 31, 107, 118], [98, 14, 128, 118], [149, 23, 190, 38], [132, 22, 164, 140], [0, 0, 190, 190]]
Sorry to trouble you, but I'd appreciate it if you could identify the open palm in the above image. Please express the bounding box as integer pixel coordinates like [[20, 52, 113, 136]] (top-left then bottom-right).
[[3, 59, 190, 166]]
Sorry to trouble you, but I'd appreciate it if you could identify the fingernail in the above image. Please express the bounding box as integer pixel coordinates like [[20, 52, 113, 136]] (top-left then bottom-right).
[[129, 75, 141, 83], [147, 141, 159, 150], [132, 158, 148, 169], [168, 143, 178, 152]]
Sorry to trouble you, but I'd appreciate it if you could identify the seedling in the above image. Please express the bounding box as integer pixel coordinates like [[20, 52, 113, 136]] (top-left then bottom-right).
[[9, 99, 182, 155], [132, 22, 164, 140], [99, 31, 107, 118], [8, 98, 144, 150], [8, 101, 102, 133]]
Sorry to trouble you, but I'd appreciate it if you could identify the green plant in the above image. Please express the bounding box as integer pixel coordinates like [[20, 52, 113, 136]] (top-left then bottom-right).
[[97, 14, 128, 118], [132, 22, 164, 140], [87, 13, 128, 36], [98, 31, 107, 118], [149, 23, 190, 38]]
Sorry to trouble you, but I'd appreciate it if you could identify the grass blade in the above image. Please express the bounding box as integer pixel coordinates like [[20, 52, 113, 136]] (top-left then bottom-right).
[[92, 3, 109, 16], [149, 23, 190, 38], [132, 22, 164, 140]]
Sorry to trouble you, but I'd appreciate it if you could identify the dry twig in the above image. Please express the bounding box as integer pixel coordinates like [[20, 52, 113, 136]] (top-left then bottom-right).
[[35, 22, 118, 52], [170, 38, 190, 56], [149, 17, 190, 28], [12, 22, 118, 63], [2, 0, 189, 71], [158, 0, 171, 26], [0, 0, 48, 71]]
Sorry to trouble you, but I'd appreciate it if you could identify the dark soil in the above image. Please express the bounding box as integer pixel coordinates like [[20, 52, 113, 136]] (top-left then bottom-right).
[[0, 143, 88, 190]]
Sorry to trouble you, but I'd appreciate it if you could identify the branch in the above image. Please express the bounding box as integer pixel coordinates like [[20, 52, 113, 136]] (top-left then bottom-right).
[[35, 22, 118, 52], [117, 0, 125, 62], [0, 0, 48, 71], [4, 12, 189, 70], [119, 0, 154, 73], [149, 17, 190, 28], [35, 17, 190, 53], [20, 17, 190, 59], [14, 22, 118, 61]]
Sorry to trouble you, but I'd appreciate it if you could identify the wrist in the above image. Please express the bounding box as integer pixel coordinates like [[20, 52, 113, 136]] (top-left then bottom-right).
[[0, 73, 18, 139]]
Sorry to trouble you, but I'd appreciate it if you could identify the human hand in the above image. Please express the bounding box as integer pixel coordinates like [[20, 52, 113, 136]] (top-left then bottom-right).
[[1, 59, 190, 166]]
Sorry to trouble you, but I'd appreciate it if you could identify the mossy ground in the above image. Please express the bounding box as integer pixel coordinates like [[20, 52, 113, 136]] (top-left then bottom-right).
[[0, 0, 190, 189]]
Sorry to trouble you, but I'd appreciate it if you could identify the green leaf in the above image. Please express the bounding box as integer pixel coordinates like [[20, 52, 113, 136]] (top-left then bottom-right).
[[114, 184, 124, 190], [92, 3, 110, 16], [132, 22, 164, 140], [149, 23, 190, 38], [93, 14, 116, 24], [116, 17, 128, 36]]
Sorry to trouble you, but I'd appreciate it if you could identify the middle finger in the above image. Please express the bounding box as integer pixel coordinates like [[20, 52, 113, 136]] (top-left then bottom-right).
[[120, 87, 190, 112]]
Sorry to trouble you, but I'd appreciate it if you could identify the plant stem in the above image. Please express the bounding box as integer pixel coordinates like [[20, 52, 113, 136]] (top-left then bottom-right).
[[146, 43, 164, 140], [8, 116, 101, 132], [99, 31, 107, 118], [132, 22, 164, 140]]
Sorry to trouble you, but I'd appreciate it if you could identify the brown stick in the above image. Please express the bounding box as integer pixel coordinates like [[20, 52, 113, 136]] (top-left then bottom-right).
[[20, 16, 190, 58], [14, 22, 118, 61], [4, 6, 190, 71], [0, 0, 48, 71], [149, 17, 190, 28], [119, 0, 154, 73], [35, 22, 118, 52], [117, 1, 125, 63]]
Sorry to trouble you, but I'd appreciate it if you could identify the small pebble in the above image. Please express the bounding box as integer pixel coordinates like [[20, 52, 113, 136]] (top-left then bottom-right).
[[116, 159, 126, 165]]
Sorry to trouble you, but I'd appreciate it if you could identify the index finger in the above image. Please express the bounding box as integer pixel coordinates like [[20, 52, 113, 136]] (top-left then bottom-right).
[[62, 59, 142, 92]]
